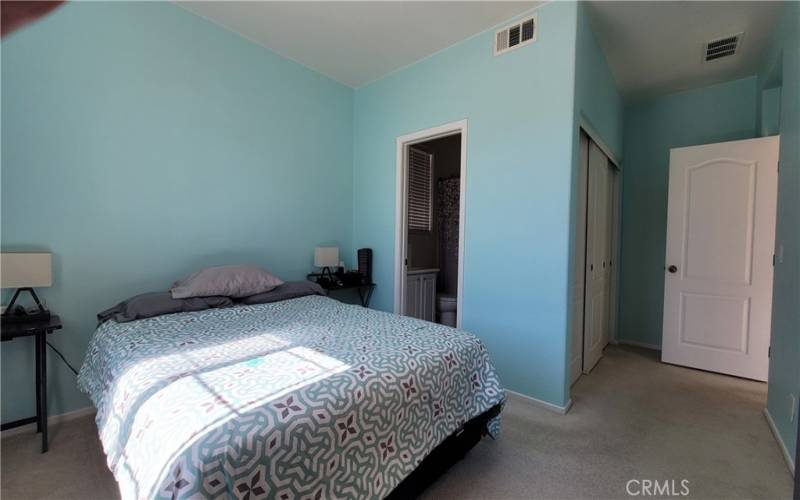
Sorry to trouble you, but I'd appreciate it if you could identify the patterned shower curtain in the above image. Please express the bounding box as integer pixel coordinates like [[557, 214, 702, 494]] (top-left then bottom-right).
[[437, 177, 460, 293]]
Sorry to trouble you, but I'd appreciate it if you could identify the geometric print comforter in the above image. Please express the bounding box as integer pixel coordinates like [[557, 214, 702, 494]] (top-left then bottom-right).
[[78, 295, 505, 500]]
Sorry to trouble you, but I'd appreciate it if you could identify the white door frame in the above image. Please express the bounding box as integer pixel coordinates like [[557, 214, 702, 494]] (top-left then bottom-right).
[[394, 119, 468, 327]]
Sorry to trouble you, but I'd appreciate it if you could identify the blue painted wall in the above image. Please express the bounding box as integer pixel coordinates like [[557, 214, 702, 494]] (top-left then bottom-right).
[[1, 2, 354, 422], [618, 77, 759, 348], [573, 2, 623, 159], [763, 0, 800, 464], [760, 87, 781, 137], [353, 1, 579, 407]]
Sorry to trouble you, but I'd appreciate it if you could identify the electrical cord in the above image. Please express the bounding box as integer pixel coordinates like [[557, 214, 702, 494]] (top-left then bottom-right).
[[46, 341, 79, 376]]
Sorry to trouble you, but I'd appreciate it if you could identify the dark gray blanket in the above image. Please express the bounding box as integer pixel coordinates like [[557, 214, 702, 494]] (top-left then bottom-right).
[[98, 281, 325, 324], [238, 280, 325, 305], [97, 293, 233, 324]]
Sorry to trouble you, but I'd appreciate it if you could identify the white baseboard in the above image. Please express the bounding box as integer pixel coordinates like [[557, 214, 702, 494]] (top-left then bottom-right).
[[763, 407, 796, 475], [617, 339, 662, 351], [506, 390, 573, 414], [1, 406, 96, 439]]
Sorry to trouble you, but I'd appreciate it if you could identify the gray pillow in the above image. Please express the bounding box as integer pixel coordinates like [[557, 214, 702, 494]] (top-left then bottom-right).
[[239, 281, 325, 305], [171, 265, 284, 299], [98, 292, 232, 324]]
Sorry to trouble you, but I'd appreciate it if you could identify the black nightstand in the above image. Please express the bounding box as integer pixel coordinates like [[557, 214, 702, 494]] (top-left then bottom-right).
[[307, 274, 376, 307], [1, 314, 63, 453]]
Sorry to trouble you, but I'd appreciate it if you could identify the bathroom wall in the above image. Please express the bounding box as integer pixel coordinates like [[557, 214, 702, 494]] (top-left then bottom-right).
[[406, 235, 437, 269]]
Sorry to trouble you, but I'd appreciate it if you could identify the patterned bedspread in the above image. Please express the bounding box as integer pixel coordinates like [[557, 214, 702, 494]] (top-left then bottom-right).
[[78, 295, 505, 500]]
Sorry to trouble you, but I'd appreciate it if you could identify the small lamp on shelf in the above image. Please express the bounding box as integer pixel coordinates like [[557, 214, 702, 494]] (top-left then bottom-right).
[[1, 252, 52, 323], [314, 247, 339, 282]]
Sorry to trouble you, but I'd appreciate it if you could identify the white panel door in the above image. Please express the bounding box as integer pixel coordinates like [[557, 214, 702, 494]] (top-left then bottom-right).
[[662, 136, 779, 381], [583, 142, 611, 373]]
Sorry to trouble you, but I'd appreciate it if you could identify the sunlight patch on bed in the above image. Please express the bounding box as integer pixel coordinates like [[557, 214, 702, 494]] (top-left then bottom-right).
[[101, 334, 350, 497], [102, 332, 293, 436]]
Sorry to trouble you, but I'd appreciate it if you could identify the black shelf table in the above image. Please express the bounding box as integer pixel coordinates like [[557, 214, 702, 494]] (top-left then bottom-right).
[[0, 314, 63, 453], [307, 274, 376, 307]]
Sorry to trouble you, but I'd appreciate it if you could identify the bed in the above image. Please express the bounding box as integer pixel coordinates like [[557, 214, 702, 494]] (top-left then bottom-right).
[[78, 293, 505, 499]]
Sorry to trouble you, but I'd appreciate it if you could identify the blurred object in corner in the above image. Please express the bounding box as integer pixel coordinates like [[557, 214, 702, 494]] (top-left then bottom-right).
[[1, 1, 64, 39]]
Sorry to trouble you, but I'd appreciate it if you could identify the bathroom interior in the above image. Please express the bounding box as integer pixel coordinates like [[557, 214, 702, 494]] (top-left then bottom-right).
[[405, 133, 461, 327]]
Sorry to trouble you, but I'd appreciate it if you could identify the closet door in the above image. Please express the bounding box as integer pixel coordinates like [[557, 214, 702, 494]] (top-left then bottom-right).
[[583, 141, 611, 373], [570, 133, 589, 384], [602, 163, 615, 348], [607, 168, 620, 343]]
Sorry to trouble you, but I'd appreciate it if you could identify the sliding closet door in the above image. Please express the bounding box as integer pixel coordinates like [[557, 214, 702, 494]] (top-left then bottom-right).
[[607, 168, 621, 343], [603, 164, 616, 345], [583, 141, 612, 373], [570, 133, 590, 385]]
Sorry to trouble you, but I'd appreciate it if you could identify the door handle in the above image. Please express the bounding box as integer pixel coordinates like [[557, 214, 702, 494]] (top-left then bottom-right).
[[668, 265, 678, 274]]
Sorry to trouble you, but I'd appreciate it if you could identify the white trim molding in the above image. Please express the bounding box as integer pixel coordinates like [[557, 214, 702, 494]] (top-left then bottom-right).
[[507, 390, 573, 415], [580, 118, 620, 170], [1, 406, 96, 439], [764, 408, 796, 475], [394, 119, 468, 327]]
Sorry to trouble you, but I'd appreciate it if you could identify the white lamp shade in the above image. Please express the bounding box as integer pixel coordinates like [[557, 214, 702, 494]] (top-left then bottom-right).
[[314, 247, 339, 268], [1, 253, 52, 288]]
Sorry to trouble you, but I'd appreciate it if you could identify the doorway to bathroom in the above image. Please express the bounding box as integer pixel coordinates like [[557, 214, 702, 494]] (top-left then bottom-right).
[[394, 120, 467, 328]]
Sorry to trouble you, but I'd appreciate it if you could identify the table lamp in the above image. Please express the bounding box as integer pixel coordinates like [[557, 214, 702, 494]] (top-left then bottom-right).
[[1, 252, 52, 321], [314, 247, 339, 281]]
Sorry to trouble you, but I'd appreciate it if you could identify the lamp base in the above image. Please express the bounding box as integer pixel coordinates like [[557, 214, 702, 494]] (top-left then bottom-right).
[[320, 266, 335, 281], [1, 287, 49, 324]]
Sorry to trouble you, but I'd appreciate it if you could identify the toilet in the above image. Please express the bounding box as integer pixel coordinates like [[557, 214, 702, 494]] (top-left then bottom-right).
[[436, 293, 457, 327]]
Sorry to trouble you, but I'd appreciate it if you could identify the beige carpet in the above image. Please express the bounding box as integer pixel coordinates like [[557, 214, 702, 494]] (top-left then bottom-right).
[[1, 345, 793, 499]]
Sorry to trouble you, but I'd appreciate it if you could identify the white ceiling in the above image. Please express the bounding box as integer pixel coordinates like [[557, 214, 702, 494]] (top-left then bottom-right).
[[178, 1, 540, 88], [587, 1, 785, 100], [178, 1, 785, 97]]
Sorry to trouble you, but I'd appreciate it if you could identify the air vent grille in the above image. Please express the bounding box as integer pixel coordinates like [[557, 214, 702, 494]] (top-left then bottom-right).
[[704, 33, 743, 62], [495, 15, 537, 55]]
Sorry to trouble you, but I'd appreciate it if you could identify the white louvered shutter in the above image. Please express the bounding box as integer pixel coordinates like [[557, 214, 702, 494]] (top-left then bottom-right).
[[408, 147, 433, 232]]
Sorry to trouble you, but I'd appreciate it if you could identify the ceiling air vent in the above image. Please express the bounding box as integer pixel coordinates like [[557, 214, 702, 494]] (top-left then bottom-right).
[[703, 32, 743, 62], [495, 15, 537, 56]]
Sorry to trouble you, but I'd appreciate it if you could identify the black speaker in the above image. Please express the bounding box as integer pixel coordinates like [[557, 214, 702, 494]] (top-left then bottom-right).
[[357, 248, 373, 284]]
